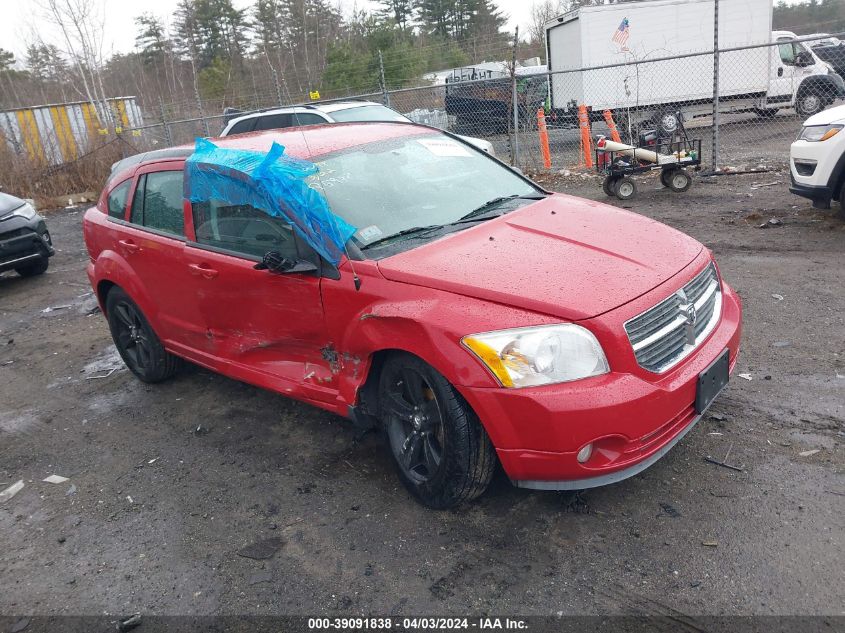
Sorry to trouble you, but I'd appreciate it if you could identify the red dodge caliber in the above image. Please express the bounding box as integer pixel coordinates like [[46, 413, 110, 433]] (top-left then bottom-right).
[[84, 122, 742, 508]]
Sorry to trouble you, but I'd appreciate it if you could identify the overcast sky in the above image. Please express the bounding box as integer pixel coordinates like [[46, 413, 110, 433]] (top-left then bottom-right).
[[1, 0, 538, 62]]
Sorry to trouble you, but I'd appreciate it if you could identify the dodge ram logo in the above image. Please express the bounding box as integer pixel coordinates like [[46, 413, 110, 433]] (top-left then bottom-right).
[[685, 303, 697, 326]]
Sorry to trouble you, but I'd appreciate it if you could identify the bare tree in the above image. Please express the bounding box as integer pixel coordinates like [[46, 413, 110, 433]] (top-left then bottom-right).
[[528, 0, 568, 45], [36, 0, 113, 126]]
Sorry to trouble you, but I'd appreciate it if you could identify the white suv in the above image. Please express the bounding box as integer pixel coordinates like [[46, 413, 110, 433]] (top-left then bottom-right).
[[790, 103, 845, 215], [219, 101, 495, 156]]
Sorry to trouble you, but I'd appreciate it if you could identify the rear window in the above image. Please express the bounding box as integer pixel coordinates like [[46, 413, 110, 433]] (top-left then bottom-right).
[[129, 171, 185, 237], [227, 119, 256, 135], [329, 105, 409, 123], [287, 113, 328, 127], [107, 179, 131, 219], [253, 114, 292, 131]]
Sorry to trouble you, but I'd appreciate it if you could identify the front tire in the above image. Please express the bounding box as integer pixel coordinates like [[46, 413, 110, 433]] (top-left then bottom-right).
[[796, 91, 824, 117], [15, 257, 49, 277], [378, 353, 496, 509], [666, 169, 692, 192], [105, 287, 180, 383], [614, 176, 637, 200]]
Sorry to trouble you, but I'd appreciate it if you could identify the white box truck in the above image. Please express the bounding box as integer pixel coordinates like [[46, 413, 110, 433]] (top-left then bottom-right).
[[545, 0, 845, 132]]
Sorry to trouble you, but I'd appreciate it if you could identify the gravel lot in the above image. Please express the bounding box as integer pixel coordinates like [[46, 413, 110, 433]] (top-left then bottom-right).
[[0, 168, 843, 621]]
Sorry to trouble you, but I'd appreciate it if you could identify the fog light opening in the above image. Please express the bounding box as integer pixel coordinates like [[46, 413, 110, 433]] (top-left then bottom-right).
[[577, 443, 593, 464]]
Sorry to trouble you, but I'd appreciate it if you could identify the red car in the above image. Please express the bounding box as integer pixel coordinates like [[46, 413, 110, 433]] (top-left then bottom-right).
[[83, 122, 741, 508]]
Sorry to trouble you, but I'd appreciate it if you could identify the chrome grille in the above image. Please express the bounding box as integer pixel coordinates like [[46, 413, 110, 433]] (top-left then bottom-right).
[[624, 263, 722, 373]]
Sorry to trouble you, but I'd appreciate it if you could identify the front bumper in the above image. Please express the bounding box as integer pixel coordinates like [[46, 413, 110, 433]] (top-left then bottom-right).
[[0, 215, 54, 273], [459, 279, 742, 490], [789, 175, 833, 208], [789, 135, 845, 207]]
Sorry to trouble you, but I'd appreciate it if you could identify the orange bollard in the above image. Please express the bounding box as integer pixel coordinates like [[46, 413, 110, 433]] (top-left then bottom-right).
[[603, 109, 622, 143], [578, 105, 593, 168], [537, 108, 552, 169]]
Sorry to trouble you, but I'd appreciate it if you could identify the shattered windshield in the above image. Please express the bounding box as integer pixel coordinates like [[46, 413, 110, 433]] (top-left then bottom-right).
[[307, 133, 540, 251]]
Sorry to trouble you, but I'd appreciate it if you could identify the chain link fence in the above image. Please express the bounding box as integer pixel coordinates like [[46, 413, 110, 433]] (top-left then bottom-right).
[[121, 33, 844, 178], [4, 32, 845, 199]]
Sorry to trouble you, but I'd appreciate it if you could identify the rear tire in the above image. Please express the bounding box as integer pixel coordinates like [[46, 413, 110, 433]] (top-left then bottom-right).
[[602, 175, 619, 197], [15, 257, 49, 277], [105, 287, 181, 383], [754, 107, 779, 118], [378, 353, 496, 509]]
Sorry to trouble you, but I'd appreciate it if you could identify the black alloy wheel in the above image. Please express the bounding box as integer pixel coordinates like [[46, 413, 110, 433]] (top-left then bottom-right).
[[383, 365, 445, 485], [106, 287, 180, 383], [378, 353, 496, 508]]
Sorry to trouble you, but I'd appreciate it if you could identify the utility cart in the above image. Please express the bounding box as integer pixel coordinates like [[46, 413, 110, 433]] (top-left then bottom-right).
[[596, 119, 702, 200]]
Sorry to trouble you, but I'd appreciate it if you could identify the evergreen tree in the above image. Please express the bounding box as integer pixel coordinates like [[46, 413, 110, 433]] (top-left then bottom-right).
[[174, 0, 248, 70], [417, 0, 454, 39], [377, 0, 416, 32], [0, 49, 15, 72], [25, 44, 66, 82], [467, 0, 507, 42]]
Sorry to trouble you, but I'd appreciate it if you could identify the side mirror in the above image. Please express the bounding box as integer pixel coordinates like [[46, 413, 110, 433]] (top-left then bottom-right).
[[796, 51, 815, 67], [254, 251, 318, 274]]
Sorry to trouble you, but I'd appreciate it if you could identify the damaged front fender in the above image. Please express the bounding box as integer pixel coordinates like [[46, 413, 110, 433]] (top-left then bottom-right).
[[319, 261, 561, 413]]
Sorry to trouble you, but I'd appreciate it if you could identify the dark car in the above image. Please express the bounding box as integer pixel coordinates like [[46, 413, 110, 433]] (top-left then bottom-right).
[[0, 192, 54, 277], [811, 41, 845, 77]]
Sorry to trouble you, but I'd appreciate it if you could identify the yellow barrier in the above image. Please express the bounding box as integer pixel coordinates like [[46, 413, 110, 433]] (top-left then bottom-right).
[[0, 97, 143, 166]]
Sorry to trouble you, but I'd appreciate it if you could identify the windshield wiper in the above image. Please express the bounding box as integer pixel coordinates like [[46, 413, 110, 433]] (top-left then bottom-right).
[[457, 193, 548, 223], [360, 224, 443, 249], [359, 194, 548, 250]]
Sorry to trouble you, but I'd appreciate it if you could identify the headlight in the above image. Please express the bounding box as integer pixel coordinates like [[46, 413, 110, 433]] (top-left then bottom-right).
[[798, 124, 843, 142], [11, 203, 37, 221], [462, 324, 609, 388]]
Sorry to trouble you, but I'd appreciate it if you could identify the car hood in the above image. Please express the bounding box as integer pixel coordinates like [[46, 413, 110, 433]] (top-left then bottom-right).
[[0, 192, 25, 219], [376, 194, 703, 321], [804, 103, 845, 126]]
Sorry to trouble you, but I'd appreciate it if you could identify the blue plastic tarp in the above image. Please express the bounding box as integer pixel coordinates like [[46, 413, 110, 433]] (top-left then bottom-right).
[[184, 138, 355, 266]]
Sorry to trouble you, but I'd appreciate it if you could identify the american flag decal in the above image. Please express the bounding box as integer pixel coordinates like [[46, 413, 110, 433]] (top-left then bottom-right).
[[612, 17, 630, 48]]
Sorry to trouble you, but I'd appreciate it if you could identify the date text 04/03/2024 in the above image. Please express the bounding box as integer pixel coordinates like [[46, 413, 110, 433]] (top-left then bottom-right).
[[307, 617, 528, 630]]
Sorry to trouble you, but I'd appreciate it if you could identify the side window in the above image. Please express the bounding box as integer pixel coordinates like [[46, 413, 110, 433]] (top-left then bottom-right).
[[192, 199, 298, 260], [287, 113, 328, 127], [227, 119, 256, 135], [778, 40, 797, 65], [107, 179, 131, 219], [129, 171, 185, 237], [253, 114, 292, 131]]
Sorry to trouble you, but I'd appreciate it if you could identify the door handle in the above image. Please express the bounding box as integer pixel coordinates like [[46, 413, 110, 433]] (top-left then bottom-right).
[[778, 67, 784, 77], [118, 239, 140, 254], [188, 263, 219, 279]]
